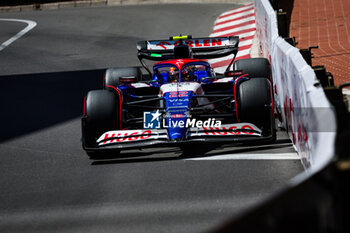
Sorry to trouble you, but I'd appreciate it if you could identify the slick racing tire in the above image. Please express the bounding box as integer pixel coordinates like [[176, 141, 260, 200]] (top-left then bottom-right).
[[233, 58, 271, 79], [238, 78, 276, 142], [104, 67, 142, 90], [82, 90, 121, 159]]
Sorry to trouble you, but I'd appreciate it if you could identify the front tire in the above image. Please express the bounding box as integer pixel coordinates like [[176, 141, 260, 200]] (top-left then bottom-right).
[[238, 78, 276, 142], [82, 90, 121, 159]]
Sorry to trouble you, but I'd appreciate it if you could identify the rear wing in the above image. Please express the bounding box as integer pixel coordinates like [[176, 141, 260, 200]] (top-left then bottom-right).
[[137, 36, 239, 61]]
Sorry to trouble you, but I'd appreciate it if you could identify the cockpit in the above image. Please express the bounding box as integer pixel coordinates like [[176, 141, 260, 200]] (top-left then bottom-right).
[[153, 62, 212, 84]]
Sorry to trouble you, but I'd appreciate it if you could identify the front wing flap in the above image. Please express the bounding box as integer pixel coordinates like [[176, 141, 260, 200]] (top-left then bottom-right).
[[86, 123, 272, 151]]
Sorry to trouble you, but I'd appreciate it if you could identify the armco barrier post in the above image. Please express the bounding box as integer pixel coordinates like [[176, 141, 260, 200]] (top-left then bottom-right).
[[284, 37, 296, 47], [277, 11, 289, 38], [313, 66, 335, 88], [299, 46, 318, 66]]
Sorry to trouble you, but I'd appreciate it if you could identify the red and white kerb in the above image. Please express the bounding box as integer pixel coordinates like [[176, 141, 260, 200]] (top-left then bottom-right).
[[209, 3, 256, 73]]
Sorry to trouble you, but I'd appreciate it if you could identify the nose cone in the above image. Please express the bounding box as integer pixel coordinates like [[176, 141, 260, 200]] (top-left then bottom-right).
[[164, 91, 192, 141], [167, 117, 188, 140]]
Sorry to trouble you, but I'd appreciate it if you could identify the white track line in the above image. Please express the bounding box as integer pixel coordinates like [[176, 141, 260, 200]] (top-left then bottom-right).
[[186, 153, 299, 161], [0, 19, 37, 52]]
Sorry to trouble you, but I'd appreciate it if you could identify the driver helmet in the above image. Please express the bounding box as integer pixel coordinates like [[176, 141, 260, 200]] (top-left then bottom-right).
[[168, 67, 179, 82], [181, 66, 196, 82]]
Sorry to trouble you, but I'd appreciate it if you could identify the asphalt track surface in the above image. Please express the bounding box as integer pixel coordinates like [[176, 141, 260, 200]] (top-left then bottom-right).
[[0, 4, 303, 233]]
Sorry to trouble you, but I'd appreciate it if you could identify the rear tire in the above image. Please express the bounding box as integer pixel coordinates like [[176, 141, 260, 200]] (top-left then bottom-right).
[[82, 90, 121, 158], [233, 58, 271, 79], [238, 78, 275, 142], [104, 67, 142, 90]]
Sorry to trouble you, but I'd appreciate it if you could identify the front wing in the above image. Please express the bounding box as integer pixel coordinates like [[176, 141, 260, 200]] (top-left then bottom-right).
[[84, 123, 273, 152]]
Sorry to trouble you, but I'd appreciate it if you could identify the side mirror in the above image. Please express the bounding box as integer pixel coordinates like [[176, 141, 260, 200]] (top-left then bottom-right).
[[224, 70, 243, 77], [120, 76, 137, 83]]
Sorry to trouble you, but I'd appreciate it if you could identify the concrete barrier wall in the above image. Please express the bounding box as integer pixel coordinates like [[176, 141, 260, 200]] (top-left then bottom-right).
[[254, 0, 277, 60], [254, 0, 337, 171], [272, 37, 337, 170]]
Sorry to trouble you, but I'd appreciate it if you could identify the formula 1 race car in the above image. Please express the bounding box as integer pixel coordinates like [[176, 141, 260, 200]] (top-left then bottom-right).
[[82, 35, 275, 159]]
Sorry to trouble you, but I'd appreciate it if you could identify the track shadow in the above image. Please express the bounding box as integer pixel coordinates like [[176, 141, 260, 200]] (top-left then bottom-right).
[[0, 69, 105, 142]]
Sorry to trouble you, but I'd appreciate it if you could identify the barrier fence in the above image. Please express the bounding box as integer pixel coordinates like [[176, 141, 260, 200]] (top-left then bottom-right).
[[254, 0, 337, 171], [210, 2, 349, 232]]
